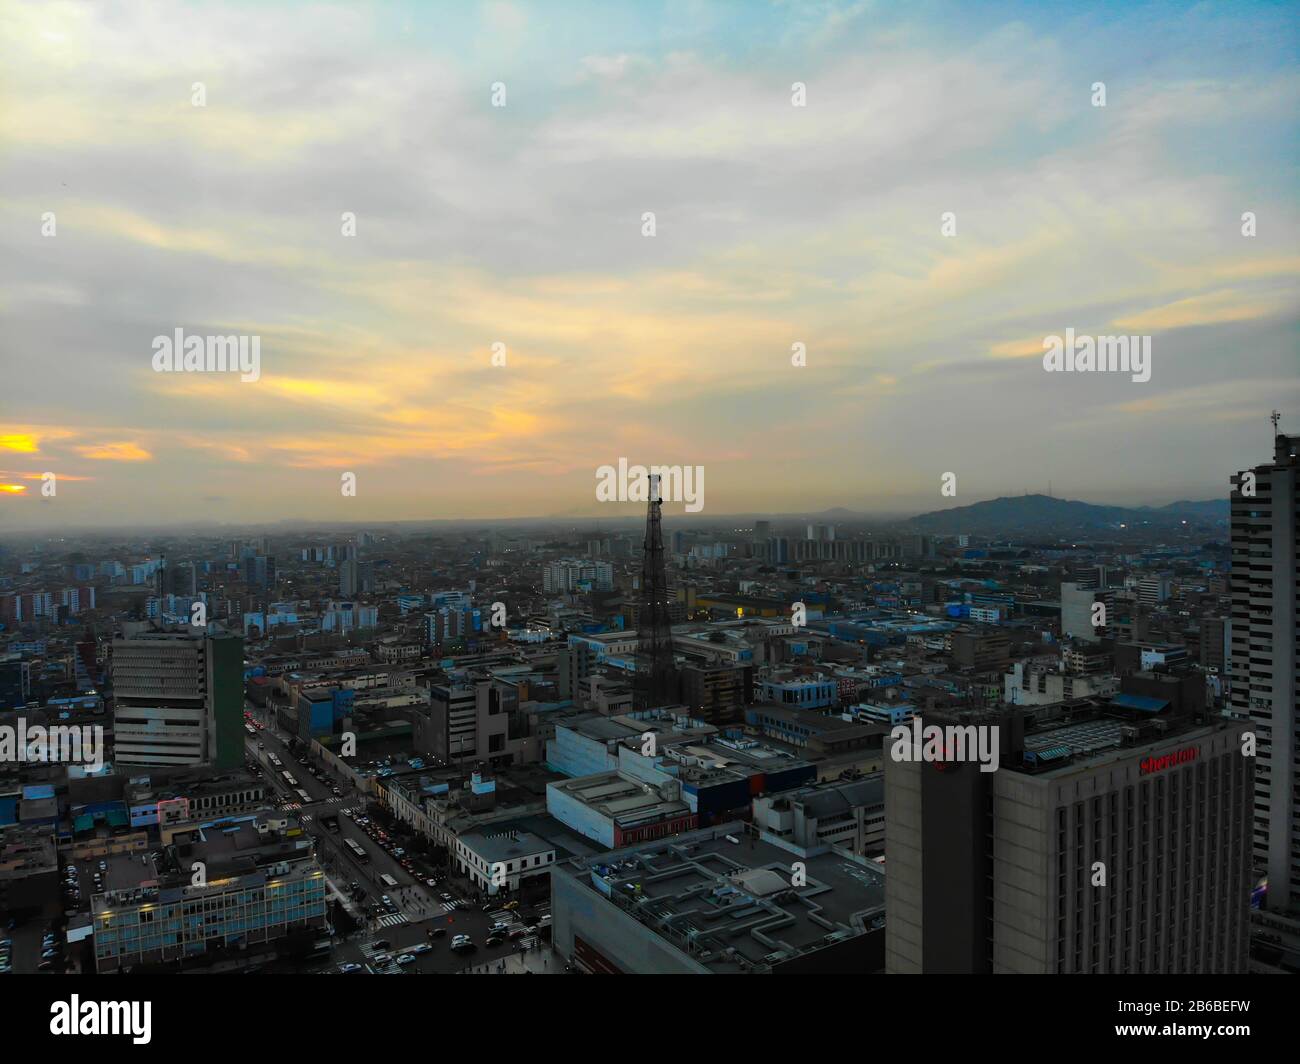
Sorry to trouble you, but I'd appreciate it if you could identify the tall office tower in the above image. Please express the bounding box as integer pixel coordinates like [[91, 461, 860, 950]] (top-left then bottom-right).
[[111, 628, 244, 769], [0, 655, 29, 709], [243, 554, 275, 590], [166, 560, 198, 597], [1137, 573, 1173, 605], [73, 638, 100, 692], [427, 683, 479, 763], [636, 474, 676, 710], [338, 558, 359, 597], [885, 703, 1254, 973], [753, 519, 771, 544], [1231, 430, 1299, 914], [1060, 582, 1116, 643], [768, 537, 790, 565]]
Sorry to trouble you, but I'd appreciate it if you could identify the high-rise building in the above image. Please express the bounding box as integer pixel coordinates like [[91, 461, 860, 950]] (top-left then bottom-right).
[[426, 683, 479, 762], [1060, 582, 1115, 643], [542, 559, 613, 593], [1231, 431, 1298, 914], [241, 553, 275, 590], [111, 628, 244, 769], [1137, 573, 1173, 605], [0, 655, 30, 710], [885, 702, 1254, 973], [338, 558, 359, 597]]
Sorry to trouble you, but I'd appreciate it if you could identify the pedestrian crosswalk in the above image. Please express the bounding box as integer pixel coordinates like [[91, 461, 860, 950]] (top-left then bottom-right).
[[376, 912, 409, 928], [280, 801, 302, 811], [439, 901, 457, 912], [360, 941, 402, 974], [300, 814, 313, 823]]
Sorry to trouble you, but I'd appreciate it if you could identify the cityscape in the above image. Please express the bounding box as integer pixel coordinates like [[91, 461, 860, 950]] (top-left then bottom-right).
[[1, 0, 1297, 1043]]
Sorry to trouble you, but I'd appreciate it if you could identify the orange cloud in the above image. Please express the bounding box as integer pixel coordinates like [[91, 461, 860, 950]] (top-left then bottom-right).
[[0, 434, 40, 453], [76, 442, 153, 461], [0, 484, 28, 494], [18, 471, 93, 481]]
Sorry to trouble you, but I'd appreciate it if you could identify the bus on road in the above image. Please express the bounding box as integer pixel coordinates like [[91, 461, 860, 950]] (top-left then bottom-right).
[[296, 788, 312, 803], [379, 873, 399, 889], [345, 839, 368, 862]]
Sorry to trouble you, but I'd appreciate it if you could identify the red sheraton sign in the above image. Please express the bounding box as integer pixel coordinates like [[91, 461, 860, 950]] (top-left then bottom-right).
[[1139, 745, 1199, 775]]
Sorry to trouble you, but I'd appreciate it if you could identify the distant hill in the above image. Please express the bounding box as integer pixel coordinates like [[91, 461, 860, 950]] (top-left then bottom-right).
[[907, 494, 1228, 533]]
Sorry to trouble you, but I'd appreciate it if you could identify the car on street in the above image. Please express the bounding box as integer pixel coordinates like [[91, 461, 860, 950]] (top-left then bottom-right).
[[339, 963, 364, 974], [395, 953, 416, 965], [450, 935, 475, 953]]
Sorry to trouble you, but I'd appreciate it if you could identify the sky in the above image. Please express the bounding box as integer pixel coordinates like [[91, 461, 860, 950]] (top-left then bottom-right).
[[1, 0, 1297, 528]]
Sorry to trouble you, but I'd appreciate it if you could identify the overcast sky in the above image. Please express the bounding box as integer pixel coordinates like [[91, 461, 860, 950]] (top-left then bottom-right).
[[1, 0, 1297, 528]]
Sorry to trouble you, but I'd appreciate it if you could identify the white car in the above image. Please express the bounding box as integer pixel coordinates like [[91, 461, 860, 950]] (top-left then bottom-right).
[[395, 953, 416, 965]]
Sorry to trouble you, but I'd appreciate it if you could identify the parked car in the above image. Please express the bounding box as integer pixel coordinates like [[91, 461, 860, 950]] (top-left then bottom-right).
[[339, 962, 363, 974], [395, 953, 416, 965]]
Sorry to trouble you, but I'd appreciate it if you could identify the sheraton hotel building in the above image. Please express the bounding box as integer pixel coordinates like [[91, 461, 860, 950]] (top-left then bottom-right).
[[885, 684, 1254, 974]]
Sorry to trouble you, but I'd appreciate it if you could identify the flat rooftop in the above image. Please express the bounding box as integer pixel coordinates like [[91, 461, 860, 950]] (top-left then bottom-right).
[[562, 823, 884, 972]]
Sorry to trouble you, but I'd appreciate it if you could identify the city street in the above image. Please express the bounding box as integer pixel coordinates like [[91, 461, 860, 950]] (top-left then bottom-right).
[[244, 700, 552, 974]]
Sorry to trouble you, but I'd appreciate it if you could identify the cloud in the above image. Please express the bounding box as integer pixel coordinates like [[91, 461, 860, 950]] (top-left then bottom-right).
[[75, 442, 153, 462], [0, 0, 1296, 523]]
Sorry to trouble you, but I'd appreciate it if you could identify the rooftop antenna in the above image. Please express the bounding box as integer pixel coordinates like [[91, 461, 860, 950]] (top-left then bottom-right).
[[1271, 410, 1281, 438]]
